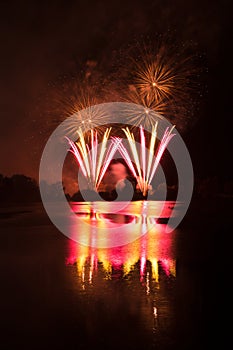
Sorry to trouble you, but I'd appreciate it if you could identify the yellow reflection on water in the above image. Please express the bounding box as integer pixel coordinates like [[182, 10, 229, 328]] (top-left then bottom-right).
[[66, 211, 176, 286], [68, 200, 177, 248], [65, 201, 178, 337], [65, 206, 177, 337]]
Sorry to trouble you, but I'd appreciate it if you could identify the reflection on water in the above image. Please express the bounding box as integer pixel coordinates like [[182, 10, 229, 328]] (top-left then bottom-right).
[[65, 203, 177, 342], [68, 200, 180, 248], [0, 200, 225, 349], [66, 224, 176, 284]]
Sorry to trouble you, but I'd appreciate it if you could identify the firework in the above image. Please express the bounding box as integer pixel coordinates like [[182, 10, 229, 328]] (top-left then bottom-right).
[[122, 39, 201, 131], [122, 89, 165, 130], [114, 123, 176, 196], [40, 71, 112, 140], [62, 103, 110, 140], [59, 84, 111, 139], [134, 54, 177, 105], [66, 128, 121, 191]]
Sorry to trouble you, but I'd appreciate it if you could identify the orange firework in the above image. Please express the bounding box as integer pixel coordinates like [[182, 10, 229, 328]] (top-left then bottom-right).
[[52, 79, 110, 138], [123, 87, 165, 130], [40, 70, 111, 139], [134, 59, 175, 105], [123, 38, 201, 131]]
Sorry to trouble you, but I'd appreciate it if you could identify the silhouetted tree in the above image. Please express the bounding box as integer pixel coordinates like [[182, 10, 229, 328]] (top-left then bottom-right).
[[0, 174, 40, 202]]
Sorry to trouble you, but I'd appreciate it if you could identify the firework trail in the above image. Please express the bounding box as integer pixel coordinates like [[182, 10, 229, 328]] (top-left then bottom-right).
[[66, 127, 121, 191], [114, 123, 176, 196]]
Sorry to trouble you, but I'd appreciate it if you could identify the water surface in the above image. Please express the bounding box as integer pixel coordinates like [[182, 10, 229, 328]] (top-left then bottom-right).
[[0, 199, 229, 349]]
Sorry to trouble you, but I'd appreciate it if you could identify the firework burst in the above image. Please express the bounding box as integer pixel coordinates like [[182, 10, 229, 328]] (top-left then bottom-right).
[[62, 101, 110, 140], [51, 79, 111, 139], [121, 38, 202, 131], [134, 53, 178, 105], [122, 88, 165, 130], [39, 69, 112, 140]]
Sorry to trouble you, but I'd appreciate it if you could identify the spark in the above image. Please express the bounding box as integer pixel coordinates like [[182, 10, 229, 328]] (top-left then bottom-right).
[[66, 128, 121, 191], [122, 88, 165, 130], [61, 94, 110, 139], [42, 74, 111, 139], [123, 39, 201, 131], [114, 123, 176, 196]]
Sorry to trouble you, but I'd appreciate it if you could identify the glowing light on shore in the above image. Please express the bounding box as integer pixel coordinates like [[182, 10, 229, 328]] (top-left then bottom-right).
[[66, 127, 121, 190]]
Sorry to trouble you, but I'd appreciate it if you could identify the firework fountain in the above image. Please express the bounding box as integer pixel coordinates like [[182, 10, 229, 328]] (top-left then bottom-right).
[[66, 127, 121, 191], [66, 120, 175, 198], [60, 40, 198, 199], [113, 123, 176, 196]]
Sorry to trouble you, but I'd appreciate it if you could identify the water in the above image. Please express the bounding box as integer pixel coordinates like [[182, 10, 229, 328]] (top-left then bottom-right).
[[0, 198, 230, 349]]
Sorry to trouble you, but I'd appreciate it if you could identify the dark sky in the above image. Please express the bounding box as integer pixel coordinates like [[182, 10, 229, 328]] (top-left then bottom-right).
[[0, 0, 232, 184]]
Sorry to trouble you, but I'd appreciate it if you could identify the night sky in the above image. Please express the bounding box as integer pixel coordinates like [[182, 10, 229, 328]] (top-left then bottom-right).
[[1, 0, 232, 186]]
